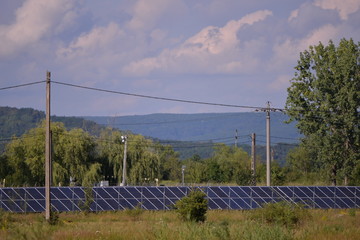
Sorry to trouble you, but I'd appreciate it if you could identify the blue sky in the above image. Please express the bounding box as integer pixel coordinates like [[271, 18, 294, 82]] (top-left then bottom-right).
[[0, 0, 359, 116]]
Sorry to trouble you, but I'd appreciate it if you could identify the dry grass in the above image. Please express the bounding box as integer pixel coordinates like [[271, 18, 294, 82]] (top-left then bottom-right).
[[0, 208, 359, 240]]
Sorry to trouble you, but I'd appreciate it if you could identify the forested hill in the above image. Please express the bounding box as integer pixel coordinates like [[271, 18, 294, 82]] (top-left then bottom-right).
[[0, 106, 103, 139], [1, 106, 301, 144], [85, 112, 301, 144], [0, 106, 301, 164]]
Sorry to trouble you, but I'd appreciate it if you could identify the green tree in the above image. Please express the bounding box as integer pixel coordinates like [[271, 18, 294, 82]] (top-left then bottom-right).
[[210, 144, 252, 184], [127, 135, 162, 185], [157, 144, 181, 181], [4, 122, 101, 186], [286, 38, 360, 185], [97, 128, 125, 185]]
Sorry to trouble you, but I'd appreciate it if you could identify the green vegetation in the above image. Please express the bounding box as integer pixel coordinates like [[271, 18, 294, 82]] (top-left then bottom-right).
[[286, 38, 360, 186], [174, 189, 208, 222], [0, 209, 359, 240], [249, 202, 310, 227]]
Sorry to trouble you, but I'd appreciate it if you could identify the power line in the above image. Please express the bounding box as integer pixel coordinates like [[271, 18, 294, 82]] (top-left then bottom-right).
[[0, 81, 46, 91], [52, 80, 266, 110], [102, 113, 248, 126]]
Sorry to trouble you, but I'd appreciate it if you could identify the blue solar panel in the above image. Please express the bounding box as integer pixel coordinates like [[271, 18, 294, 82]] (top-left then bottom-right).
[[0, 186, 359, 212], [335, 198, 354, 208], [123, 187, 141, 198], [27, 200, 44, 212], [146, 187, 165, 198], [25, 188, 44, 200], [104, 187, 120, 198], [276, 186, 293, 198], [165, 187, 187, 199], [73, 187, 86, 199], [209, 198, 229, 210], [253, 187, 273, 198], [208, 187, 228, 198], [316, 187, 335, 198], [51, 188, 68, 200], [229, 187, 251, 198], [335, 187, 355, 198], [293, 186, 314, 198], [232, 198, 252, 209]]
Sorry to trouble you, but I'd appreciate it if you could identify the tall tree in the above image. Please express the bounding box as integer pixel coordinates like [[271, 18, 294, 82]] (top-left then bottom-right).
[[286, 38, 360, 185], [4, 121, 101, 186]]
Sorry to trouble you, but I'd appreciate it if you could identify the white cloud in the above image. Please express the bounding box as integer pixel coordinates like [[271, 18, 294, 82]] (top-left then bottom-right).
[[271, 24, 340, 70], [0, 0, 77, 57], [123, 10, 273, 76], [57, 22, 126, 59], [314, 0, 360, 20], [288, 9, 299, 21], [126, 0, 187, 32]]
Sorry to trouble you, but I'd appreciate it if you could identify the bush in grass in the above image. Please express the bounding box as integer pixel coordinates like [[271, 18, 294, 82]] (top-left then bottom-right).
[[48, 208, 60, 225], [174, 189, 208, 222], [250, 201, 309, 227]]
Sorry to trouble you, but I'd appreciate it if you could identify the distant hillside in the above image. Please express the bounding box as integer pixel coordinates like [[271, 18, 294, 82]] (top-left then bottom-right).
[[85, 112, 301, 165], [0, 106, 103, 139], [85, 112, 302, 144], [0, 107, 301, 165]]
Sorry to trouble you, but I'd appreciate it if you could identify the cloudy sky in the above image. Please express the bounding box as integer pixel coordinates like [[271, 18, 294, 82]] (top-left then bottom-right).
[[0, 0, 359, 116]]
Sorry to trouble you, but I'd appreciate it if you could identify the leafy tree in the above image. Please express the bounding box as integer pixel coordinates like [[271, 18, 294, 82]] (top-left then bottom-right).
[[4, 121, 101, 186], [157, 144, 181, 181], [210, 144, 252, 184], [97, 128, 125, 185], [184, 160, 207, 184], [286, 38, 360, 185]]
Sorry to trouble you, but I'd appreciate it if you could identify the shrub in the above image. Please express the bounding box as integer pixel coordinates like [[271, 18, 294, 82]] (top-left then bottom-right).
[[48, 209, 60, 225], [174, 189, 208, 222], [249, 201, 310, 227]]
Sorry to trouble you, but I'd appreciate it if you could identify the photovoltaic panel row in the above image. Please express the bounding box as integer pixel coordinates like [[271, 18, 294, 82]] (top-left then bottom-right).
[[0, 186, 359, 212]]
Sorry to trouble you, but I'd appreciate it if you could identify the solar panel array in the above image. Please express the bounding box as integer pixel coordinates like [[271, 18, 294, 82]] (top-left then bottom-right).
[[0, 186, 359, 213]]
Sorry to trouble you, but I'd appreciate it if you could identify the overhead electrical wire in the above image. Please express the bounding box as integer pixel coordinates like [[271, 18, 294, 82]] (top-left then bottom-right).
[[102, 113, 248, 126], [52, 80, 266, 110], [0, 80, 46, 91]]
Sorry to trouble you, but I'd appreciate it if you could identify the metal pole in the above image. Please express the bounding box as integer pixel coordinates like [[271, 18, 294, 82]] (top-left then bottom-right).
[[181, 165, 186, 186], [121, 136, 127, 186], [266, 102, 271, 186], [45, 71, 51, 221], [251, 133, 256, 186], [235, 129, 238, 148]]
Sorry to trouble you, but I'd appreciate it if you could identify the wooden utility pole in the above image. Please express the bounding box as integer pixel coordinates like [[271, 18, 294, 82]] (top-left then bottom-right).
[[45, 71, 51, 221], [251, 133, 256, 186]]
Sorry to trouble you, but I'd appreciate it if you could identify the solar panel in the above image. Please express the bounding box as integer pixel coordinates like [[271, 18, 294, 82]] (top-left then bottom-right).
[[252, 187, 273, 198], [294, 187, 314, 198], [0, 186, 359, 212], [316, 187, 335, 198], [229, 187, 251, 198]]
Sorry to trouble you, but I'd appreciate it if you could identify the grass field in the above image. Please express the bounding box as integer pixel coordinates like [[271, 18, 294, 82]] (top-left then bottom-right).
[[0, 207, 359, 240]]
